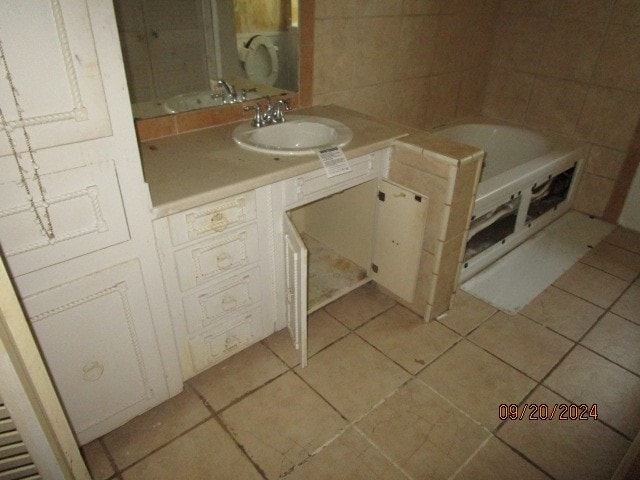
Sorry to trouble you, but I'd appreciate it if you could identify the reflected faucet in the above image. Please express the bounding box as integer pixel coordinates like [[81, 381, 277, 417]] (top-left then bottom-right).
[[216, 79, 237, 103]]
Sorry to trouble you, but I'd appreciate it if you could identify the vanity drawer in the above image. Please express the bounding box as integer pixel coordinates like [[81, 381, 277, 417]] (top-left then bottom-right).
[[187, 308, 262, 373], [168, 191, 257, 246], [174, 223, 259, 291], [182, 267, 262, 334], [282, 151, 385, 207]]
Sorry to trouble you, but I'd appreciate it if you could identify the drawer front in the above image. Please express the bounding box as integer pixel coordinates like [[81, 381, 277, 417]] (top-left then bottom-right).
[[182, 267, 262, 334], [282, 151, 385, 207], [188, 308, 262, 373], [168, 191, 256, 246], [174, 223, 259, 291]]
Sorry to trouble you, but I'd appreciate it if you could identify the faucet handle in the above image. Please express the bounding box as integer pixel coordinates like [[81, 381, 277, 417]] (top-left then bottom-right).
[[243, 104, 264, 127]]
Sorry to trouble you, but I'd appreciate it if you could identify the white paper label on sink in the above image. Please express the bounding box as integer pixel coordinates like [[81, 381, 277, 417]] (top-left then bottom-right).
[[317, 146, 351, 178]]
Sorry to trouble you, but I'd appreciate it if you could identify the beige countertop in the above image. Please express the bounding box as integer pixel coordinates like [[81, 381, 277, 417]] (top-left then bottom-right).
[[140, 105, 412, 218]]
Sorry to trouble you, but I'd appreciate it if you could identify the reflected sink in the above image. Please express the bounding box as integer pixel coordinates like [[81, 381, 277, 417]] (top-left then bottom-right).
[[164, 92, 225, 113], [232, 115, 353, 155]]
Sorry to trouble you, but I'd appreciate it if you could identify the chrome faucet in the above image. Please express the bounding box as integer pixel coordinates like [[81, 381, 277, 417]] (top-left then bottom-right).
[[216, 79, 238, 103], [243, 97, 291, 127]]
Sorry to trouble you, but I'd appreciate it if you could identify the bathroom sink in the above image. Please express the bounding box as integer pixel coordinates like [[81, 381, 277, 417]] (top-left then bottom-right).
[[232, 115, 353, 155]]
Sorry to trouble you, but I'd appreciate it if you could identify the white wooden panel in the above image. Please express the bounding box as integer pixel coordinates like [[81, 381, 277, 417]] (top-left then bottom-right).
[[167, 191, 256, 246], [0, 161, 130, 276], [182, 267, 262, 334], [371, 180, 428, 303], [283, 213, 307, 367], [174, 223, 260, 291], [187, 307, 262, 373], [21, 260, 167, 443], [0, 0, 111, 155]]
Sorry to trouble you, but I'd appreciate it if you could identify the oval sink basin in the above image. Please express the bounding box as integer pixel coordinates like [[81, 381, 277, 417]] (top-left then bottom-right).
[[232, 115, 353, 155]]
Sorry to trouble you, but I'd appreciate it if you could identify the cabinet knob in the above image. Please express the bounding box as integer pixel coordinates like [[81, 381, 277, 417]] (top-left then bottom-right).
[[82, 361, 104, 382], [211, 212, 229, 232], [216, 252, 233, 269], [221, 295, 238, 311]]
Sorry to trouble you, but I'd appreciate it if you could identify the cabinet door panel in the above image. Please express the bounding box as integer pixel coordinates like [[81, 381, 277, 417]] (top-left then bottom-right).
[[371, 180, 428, 303], [283, 213, 307, 367], [22, 260, 167, 444]]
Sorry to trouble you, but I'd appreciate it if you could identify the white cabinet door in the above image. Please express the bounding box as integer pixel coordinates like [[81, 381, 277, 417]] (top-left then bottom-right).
[[22, 260, 169, 444], [283, 213, 308, 367], [371, 179, 429, 303]]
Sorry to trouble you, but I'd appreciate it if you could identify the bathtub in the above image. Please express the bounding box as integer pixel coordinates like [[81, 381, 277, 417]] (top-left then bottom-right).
[[434, 120, 588, 282]]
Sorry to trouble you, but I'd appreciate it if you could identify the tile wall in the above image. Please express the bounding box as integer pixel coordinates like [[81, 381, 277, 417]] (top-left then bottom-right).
[[483, 0, 640, 218], [312, 0, 498, 130]]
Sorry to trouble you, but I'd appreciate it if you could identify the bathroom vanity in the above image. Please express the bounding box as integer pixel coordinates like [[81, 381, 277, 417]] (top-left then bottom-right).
[[143, 105, 484, 377]]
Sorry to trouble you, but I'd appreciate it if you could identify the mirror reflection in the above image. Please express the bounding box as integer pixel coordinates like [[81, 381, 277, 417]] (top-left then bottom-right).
[[113, 0, 299, 119]]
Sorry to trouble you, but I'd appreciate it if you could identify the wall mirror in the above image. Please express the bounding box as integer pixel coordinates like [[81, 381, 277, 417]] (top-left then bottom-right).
[[114, 0, 299, 119]]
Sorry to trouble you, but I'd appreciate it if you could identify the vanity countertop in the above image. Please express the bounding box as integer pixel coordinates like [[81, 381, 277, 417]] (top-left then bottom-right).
[[140, 105, 411, 218]]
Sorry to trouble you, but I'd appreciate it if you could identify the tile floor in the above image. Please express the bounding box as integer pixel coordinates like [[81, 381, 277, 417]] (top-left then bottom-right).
[[82, 226, 640, 480]]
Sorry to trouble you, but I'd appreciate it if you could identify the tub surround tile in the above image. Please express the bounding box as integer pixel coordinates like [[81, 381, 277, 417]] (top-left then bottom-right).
[[424, 72, 463, 129], [586, 145, 626, 180], [483, 68, 535, 123], [419, 340, 536, 429], [592, 24, 640, 92], [437, 290, 497, 335], [396, 15, 438, 80], [262, 308, 350, 367], [356, 304, 460, 374], [352, 17, 404, 88], [103, 388, 210, 470], [294, 334, 411, 421], [525, 77, 588, 136], [121, 420, 262, 480], [519, 285, 604, 341], [544, 345, 640, 438], [498, 386, 630, 480], [314, 0, 357, 18], [82, 441, 115, 480], [468, 312, 574, 381], [390, 77, 431, 130], [554, 262, 629, 308], [574, 173, 615, 217], [283, 427, 406, 480], [356, 379, 489, 480], [552, 0, 613, 23], [188, 342, 288, 411], [220, 372, 347, 479], [611, 285, 640, 325], [324, 282, 396, 330], [581, 242, 640, 281], [454, 437, 552, 480], [582, 312, 640, 374], [612, 0, 640, 25], [457, 67, 490, 118]]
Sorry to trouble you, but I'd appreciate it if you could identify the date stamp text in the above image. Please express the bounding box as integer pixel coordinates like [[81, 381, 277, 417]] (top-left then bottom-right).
[[499, 403, 598, 421]]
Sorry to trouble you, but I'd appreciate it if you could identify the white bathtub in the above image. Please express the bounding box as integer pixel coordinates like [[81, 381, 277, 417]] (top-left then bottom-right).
[[434, 120, 588, 282]]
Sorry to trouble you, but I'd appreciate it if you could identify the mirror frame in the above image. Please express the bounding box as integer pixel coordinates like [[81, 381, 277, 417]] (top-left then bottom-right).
[[134, 0, 314, 142]]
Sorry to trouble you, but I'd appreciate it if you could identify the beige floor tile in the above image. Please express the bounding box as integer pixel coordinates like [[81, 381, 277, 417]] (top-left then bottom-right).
[[544, 345, 640, 438], [121, 420, 261, 480], [468, 312, 573, 381], [553, 262, 629, 308], [220, 371, 347, 479], [520, 285, 604, 341], [581, 242, 640, 281], [103, 388, 210, 469], [434, 290, 497, 335], [284, 427, 406, 480], [356, 304, 460, 374], [453, 437, 551, 480], [189, 342, 288, 411], [262, 309, 350, 367], [611, 284, 640, 325], [81, 440, 114, 480], [357, 379, 489, 480], [498, 386, 630, 480], [419, 340, 536, 429], [605, 227, 640, 255], [324, 282, 396, 330], [295, 334, 411, 421], [581, 313, 640, 375]]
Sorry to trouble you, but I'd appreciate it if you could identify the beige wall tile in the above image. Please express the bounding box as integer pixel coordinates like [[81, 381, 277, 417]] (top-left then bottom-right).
[[553, 0, 613, 23], [490, 16, 550, 73], [390, 77, 431, 129], [592, 24, 640, 92], [573, 172, 615, 217], [314, 0, 357, 18], [484, 68, 534, 123], [402, 0, 442, 15], [585, 145, 626, 179], [396, 16, 438, 79], [612, 0, 640, 25], [356, 0, 403, 16], [424, 73, 462, 129], [352, 17, 404, 88], [432, 15, 467, 74], [525, 77, 588, 136], [457, 67, 489, 118], [313, 18, 356, 95]]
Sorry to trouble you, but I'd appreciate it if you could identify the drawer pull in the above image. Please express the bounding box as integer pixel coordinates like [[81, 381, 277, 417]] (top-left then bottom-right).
[[221, 295, 238, 311], [225, 335, 241, 350], [211, 212, 230, 232], [216, 252, 233, 269], [82, 361, 104, 382]]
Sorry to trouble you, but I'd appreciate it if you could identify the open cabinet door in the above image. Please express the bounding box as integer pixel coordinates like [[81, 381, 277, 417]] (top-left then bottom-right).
[[283, 213, 308, 367], [371, 179, 428, 303]]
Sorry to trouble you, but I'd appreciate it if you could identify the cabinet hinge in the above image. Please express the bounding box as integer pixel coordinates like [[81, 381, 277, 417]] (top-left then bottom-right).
[[371, 263, 378, 273], [377, 191, 385, 201]]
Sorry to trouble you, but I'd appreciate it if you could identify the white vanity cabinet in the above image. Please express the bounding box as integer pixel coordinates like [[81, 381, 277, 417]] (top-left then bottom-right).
[[154, 189, 276, 379], [273, 149, 429, 367]]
